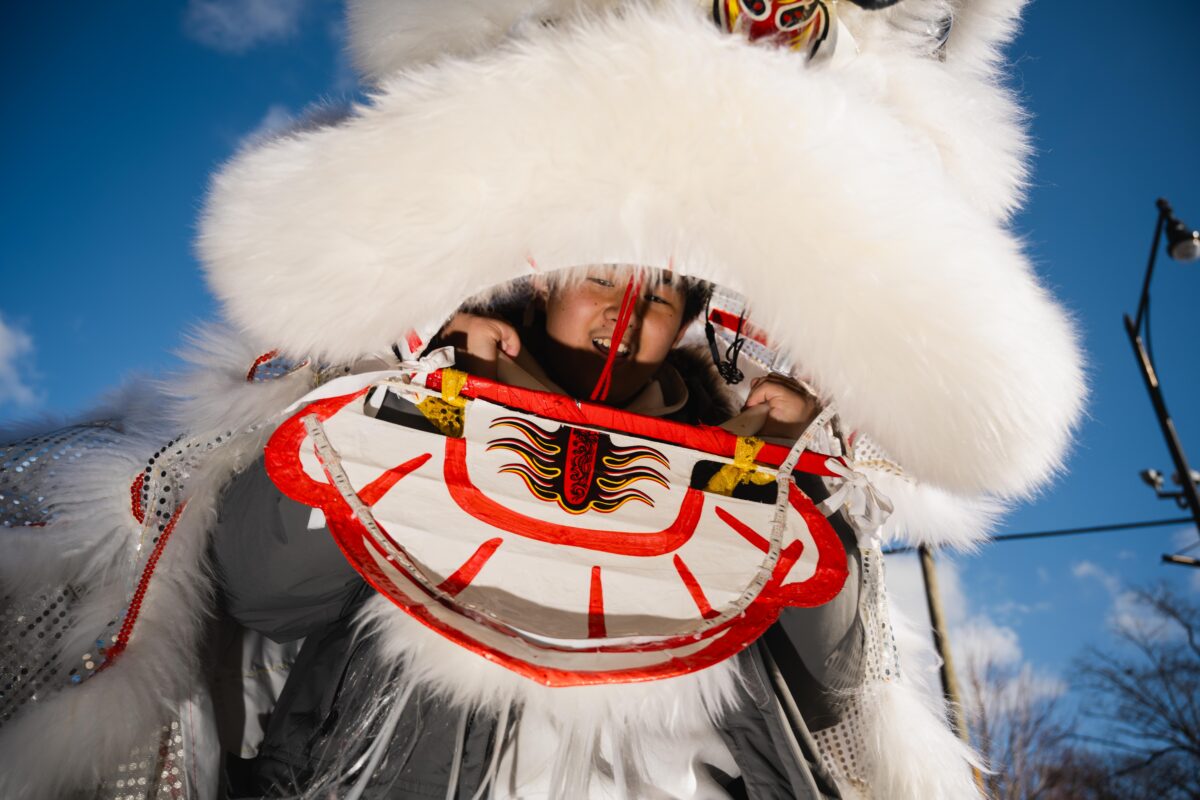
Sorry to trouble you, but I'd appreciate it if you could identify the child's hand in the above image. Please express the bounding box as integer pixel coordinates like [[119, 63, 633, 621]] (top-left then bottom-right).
[[439, 313, 522, 378], [743, 375, 818, 441]]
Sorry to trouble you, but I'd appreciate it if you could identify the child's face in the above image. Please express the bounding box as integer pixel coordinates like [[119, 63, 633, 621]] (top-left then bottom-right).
[[538, 266, 688, 404]]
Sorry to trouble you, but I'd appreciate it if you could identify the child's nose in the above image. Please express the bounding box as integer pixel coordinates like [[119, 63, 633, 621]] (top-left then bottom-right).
[[601, 277, 643, 331], [603, 301, 642, 328]]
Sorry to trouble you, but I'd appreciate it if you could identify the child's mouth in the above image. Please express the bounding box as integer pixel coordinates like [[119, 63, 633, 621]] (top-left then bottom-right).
[[592, 337, 631, 359]]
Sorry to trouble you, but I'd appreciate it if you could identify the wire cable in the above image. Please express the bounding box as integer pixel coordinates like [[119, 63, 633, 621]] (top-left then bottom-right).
[[881, 516, 1194, 555]]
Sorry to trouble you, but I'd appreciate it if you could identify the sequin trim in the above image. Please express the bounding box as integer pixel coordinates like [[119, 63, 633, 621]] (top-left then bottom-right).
[[1, 423, 123, 529], [811, 546, 901, 792], [0, 587, 79, 726], [95, 715, 194, 800], [130, 472, 146, 524], [246, 349, 310, 382], [102, 503, 187, 669]]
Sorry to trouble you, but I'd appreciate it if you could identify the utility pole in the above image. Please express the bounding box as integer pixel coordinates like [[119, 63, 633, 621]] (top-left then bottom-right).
[[917, 544, 985, 791], [1126, 198, 1200, 564], [1124, 314, 1200, 533], [918, 545, 970, 740]]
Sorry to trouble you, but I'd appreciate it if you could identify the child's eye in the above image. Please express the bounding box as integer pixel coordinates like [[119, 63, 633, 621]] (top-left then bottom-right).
[[588, 277, 616, 288], [645, 292, 671, 306]]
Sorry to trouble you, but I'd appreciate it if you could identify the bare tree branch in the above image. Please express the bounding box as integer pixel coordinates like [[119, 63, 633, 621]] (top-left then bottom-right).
[[1074, 584, 1200, 800]]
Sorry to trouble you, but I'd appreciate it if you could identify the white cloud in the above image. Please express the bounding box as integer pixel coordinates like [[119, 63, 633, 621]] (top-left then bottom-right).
[[956, 616, 1021, 668], [0, 313, 38, 409], [1071, 559, 1120, 594], [1072, 559, 1184, 637], [184, 0, 307, 54], [885, 554, 1062, 716], [243, 103, 295, 146]]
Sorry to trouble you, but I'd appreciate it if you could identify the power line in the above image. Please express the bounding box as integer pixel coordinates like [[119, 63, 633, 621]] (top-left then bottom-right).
[[882, 516, 1194, 556]]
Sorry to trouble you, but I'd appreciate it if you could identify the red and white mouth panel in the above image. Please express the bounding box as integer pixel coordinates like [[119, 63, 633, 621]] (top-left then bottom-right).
[[266, 373, 848, 686]]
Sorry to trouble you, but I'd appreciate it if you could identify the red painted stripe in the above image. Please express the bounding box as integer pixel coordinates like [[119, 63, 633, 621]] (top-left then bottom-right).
[[588, 566, 606, 638], [715, 506, 770, 553], [405, 329, 423, 355], [263, 390, 368, 509], [708, 308, 769, 345], [674, 555, 719, 619], [425, 372, 840, 477], [437, 537, 504, 596], [357, 453, 432, 506]]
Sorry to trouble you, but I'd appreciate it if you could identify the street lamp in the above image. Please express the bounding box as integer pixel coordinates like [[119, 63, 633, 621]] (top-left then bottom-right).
[[1126, 198, 1200, 567]]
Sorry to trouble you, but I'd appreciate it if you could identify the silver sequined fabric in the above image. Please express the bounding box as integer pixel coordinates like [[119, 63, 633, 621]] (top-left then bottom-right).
[[82, 715, 198, 800], [0, 586, 81, 726], [2, 385, 294, 798], [811, 547, 901, 797], [1, 424, 133, 726], [0, 423, 126, 529]]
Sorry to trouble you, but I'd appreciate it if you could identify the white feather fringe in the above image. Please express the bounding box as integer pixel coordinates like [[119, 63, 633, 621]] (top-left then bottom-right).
[[358, 593, 744, 735], [0, 324, 319, 800], [858, 678, 985, 800]]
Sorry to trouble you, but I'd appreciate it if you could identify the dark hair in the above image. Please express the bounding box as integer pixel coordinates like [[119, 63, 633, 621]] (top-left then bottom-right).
[[678, 276, 713, 326], [445, 269, 712, 334]]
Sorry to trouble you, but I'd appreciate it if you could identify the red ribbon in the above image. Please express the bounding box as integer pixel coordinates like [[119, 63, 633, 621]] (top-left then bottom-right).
[[590, 275, 643, 403]]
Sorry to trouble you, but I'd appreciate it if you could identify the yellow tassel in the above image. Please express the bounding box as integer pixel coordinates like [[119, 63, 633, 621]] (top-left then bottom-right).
[[705, 437, 775, 496]]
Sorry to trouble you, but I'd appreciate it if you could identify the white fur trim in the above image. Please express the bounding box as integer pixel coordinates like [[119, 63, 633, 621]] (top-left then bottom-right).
[[858, 678, 985, 799], [357, 592, 743, 733], [0, 455, 220, 800], [863, 583, 987, 799], [346, 0, 1031, 220], [163, 321, 319, 434], [348, 0, 628, 82], [200, 3, 1083, 497], [0, 326, 318, 800], [866, 468, 1004, 550]]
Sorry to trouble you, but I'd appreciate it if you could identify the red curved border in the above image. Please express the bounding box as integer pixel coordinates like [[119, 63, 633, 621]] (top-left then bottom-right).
[[264, 390, 367, 509], [263, 386, 850, 686], [780, 484, 848, 608]]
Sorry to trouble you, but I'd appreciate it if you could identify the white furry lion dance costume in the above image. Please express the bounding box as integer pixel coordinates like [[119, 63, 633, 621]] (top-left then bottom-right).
[[0, 1, 1082, 798]]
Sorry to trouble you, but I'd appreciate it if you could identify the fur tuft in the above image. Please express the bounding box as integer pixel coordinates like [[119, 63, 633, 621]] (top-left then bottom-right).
[[0, 470, 219, 800], [164, 321, 320, 435], [201, 3, 1083, 497], [867, 469, 1005, 550], [357, 594, 744, 733], [857, 581, 988, 799], [0, 324, 321, 800], [859, 679, 985, 799], [346, 0, 628, 81]]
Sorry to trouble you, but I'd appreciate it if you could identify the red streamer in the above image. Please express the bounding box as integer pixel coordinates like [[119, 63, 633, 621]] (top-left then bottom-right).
[[590, 275, 642, 403]]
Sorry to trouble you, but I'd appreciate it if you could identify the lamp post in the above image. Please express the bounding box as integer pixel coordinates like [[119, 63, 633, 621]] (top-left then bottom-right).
[[1125, 198, 1200, 566]]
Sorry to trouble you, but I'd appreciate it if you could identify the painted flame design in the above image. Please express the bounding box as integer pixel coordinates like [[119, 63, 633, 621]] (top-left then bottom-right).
[[487, 416, 670, 515]]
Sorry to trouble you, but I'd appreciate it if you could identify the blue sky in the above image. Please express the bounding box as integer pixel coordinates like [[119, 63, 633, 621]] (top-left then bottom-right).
[[3, 0, 1200, 723]]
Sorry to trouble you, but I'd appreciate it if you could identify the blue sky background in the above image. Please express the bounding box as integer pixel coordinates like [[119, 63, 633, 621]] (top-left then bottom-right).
[[3, 0, 1199, 728]]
